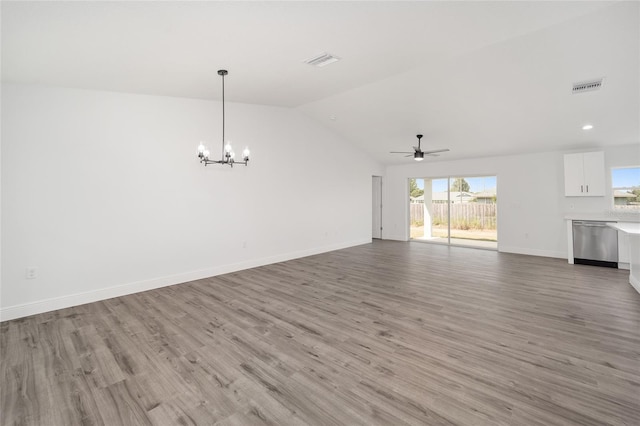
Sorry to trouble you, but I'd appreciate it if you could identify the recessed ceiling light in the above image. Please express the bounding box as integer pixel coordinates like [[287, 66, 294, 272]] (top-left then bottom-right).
[[582, 124, 594, 130]]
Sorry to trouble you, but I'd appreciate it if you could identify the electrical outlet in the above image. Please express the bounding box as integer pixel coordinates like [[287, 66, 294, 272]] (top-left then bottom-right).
[[26, 267, 38, 279]]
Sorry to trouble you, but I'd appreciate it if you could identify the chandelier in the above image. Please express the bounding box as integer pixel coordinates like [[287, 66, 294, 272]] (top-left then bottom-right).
[[197, 70, 250, 167]]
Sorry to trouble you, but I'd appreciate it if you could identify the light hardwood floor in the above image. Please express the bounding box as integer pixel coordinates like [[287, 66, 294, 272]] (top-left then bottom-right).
[[2, 240, 639, 425]]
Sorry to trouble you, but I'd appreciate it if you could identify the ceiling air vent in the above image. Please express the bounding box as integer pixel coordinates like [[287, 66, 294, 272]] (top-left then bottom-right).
[[572, 78, 603, 94], [303, 52, 340, 68]]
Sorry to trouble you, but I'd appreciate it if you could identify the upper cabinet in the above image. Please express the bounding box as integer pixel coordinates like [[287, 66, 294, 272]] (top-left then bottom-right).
[[564, 151, 605, 197]]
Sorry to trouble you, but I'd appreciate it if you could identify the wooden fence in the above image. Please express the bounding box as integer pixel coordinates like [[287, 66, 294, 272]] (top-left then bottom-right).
[[410, 203, 497, 230]]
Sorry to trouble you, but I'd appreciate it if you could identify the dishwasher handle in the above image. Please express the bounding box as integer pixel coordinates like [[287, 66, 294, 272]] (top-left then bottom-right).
[[573, 221, 614, 227]]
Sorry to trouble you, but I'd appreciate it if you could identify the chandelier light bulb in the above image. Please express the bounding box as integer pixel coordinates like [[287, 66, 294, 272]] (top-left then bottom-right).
[[203, 149, 210, 159], [225, 142, 233, 153], [242, 147, 250, 158], [198, 142, 205, 154]]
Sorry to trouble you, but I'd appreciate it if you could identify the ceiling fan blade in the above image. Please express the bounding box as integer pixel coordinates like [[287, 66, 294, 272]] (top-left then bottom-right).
[[405, 154, 413, 157], [390, 151, 413, 154], [422, 148, 450, 155], [413, 146, 420, 152]]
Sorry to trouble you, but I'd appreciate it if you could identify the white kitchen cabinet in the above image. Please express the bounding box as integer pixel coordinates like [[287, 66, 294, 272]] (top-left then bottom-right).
[[564, 151, 605, 196], [619, 231, 630, 265]]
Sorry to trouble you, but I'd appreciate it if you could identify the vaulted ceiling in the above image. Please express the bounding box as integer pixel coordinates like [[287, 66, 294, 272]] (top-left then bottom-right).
[[2, 1, 638, 164]]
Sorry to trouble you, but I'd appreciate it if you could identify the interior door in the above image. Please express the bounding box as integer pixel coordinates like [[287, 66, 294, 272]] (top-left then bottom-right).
[[372, 176, 382, 239]]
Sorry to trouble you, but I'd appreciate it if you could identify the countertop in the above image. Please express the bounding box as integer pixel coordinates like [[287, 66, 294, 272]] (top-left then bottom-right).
[[607, 222, 640, 235], [564, 212, 640, 222]]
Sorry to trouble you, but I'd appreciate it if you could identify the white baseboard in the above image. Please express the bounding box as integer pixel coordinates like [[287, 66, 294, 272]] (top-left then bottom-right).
[[382, 234, 408, 241], [0, 239, 371, 322], [498, 246, 567, 259]]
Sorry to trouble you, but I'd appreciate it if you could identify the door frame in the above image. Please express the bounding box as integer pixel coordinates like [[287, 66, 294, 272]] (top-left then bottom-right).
[[372, 176, 383, 239]]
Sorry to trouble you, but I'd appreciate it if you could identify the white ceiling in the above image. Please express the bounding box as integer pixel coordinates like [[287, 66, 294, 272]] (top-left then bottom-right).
[[2, 1, 639, 164]]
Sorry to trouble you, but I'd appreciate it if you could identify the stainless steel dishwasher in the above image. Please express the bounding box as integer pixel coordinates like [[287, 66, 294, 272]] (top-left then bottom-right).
[[572, 220, 618, 268]]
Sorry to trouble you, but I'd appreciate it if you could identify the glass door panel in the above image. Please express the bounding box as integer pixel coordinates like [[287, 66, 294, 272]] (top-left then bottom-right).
[[449, 176, 497, 248], [409, 178, 425, 239], [409, 177, 450, 243], [428, 178, 449, 244]]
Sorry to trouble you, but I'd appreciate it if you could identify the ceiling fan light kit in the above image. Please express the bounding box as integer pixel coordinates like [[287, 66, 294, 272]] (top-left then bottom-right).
[[197, 70, 250, 168], [390, 134, 449, 161]]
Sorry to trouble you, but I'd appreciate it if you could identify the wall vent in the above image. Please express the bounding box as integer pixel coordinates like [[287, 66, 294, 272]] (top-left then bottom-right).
[[303, 52, 340, 67], [572, 78, 603, 94]]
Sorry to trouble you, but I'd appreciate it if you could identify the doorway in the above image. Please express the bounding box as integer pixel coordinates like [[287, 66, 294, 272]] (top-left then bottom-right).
[[410, 176, 497, 249], [372, 176, 382, 239]]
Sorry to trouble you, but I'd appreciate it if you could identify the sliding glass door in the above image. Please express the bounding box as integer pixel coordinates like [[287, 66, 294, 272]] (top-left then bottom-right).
[[410, 176, 497, 249]]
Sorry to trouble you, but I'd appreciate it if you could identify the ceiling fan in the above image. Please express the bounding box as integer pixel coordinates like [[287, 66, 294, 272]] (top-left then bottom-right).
[[390, 134, 450, 161]]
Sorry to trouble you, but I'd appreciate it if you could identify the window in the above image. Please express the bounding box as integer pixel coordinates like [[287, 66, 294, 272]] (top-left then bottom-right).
[[612, 167, 640, 210]]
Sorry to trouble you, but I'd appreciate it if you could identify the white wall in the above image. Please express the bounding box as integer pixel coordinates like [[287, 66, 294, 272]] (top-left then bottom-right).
[[1, 83, 381, 320], [383, 144, 640, 258]]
